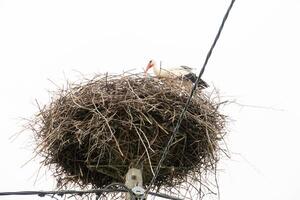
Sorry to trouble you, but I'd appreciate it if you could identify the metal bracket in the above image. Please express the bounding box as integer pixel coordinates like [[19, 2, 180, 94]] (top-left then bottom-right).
[[131, 186, 146, 200]]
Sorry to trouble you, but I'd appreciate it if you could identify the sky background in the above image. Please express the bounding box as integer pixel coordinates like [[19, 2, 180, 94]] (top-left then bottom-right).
[[0, 0, 300, 199]]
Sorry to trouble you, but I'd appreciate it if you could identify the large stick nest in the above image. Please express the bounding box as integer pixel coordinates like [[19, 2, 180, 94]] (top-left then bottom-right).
[[31, 73, 226, 192]]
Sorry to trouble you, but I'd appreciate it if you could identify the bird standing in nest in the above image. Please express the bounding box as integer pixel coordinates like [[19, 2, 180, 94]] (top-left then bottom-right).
[[145, 60, 208, 88]]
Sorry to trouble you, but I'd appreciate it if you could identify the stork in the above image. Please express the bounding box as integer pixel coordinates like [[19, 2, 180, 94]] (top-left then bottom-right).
[[145, 60, 208, 88]]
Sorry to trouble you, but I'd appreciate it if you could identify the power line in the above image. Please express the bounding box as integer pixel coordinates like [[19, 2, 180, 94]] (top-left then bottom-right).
[[145, 0, 236, 195], [0, 183, 132, 198], [0, 183, 182, 200], [0, 189, 125, 197]]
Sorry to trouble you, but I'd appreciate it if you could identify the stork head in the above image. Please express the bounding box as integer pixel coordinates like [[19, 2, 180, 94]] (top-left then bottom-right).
[[145, 60, 156, 76]]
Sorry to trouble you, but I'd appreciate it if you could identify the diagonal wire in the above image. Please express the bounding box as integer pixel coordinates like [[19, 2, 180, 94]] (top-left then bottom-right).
[[145, 0, 236, 195]]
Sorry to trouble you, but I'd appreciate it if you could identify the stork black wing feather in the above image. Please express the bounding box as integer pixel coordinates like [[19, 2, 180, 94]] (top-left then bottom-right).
[[184, 73, 209, 88]]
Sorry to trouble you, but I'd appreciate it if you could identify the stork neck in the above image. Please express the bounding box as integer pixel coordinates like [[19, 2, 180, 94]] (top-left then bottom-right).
[[153, 63, 161, 76]]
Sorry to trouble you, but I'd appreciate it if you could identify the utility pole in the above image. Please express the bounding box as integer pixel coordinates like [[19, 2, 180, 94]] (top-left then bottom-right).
[[125, 168, 146, 200]]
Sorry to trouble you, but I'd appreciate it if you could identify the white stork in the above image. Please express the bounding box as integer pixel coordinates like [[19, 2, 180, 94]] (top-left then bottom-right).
[[145, 60, 208, 88]]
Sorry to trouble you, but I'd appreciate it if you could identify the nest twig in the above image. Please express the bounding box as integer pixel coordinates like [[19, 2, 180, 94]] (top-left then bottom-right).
[[29, 73, 227, 199]]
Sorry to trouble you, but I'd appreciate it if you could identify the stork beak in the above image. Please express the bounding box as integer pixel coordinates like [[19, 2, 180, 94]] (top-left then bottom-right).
[[144, 62, 153, 76]]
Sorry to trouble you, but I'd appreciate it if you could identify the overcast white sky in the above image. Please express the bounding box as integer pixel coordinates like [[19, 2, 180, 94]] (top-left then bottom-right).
[[1, 0, 300, 199]]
